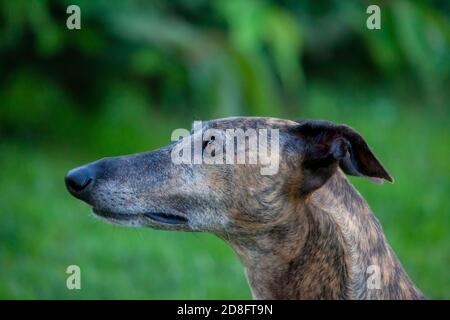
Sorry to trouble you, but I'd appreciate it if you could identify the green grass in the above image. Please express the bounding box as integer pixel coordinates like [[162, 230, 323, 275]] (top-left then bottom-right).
[[0, 143, 250, 299], [0, 0, 448, 300], [0, 98, 448, 299]]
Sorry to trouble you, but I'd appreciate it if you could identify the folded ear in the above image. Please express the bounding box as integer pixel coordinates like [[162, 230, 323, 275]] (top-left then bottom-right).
[[290, 120, 393, 193]]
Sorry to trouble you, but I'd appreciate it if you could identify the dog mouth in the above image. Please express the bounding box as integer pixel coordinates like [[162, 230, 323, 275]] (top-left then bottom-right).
[[93, 209, 188, 225], [143, 212, 188, 224]]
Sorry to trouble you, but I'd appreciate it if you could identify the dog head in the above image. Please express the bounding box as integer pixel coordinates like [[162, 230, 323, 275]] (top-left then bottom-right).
[[65, 117, 392, 234]]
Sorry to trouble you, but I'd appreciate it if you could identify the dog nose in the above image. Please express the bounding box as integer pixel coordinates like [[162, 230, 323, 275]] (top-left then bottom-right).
[[65, 166, 93, 196]]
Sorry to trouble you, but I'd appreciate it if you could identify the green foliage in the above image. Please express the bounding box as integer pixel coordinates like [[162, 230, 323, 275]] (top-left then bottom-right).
[[0, 0, 448, 299]]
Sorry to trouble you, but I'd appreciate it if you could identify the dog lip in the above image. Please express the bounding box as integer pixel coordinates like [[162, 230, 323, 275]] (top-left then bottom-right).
[[93, 209, 188, 225], [142, 212, 188, 225], [93, 209, 135, 221]]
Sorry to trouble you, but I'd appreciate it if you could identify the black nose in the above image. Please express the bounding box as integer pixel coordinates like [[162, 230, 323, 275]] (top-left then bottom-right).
[[65, 166, 93, 197]]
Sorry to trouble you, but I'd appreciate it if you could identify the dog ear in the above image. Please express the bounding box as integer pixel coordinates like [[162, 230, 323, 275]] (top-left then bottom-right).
[[290, 120, 393, 193]]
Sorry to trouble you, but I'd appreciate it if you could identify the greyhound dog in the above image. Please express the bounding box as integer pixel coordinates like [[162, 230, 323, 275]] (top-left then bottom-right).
[[65, 117, 424, 299]]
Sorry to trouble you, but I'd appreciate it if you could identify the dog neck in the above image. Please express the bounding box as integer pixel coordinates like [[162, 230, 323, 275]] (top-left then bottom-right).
[[227, 171, 423, 299]]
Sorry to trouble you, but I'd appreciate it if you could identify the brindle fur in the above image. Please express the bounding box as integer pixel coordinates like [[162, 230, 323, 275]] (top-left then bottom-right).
[[65, 117, 424, 300]]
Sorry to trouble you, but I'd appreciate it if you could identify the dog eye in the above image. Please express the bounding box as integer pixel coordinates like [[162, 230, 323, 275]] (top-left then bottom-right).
[[202, 136, 215, 151]]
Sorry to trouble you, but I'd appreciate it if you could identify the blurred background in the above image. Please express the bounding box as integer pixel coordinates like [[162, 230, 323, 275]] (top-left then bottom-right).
[[0, 0, 449, 299]]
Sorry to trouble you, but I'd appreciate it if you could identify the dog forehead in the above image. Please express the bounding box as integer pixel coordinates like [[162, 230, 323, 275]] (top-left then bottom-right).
[[205, 117, 297, 130]]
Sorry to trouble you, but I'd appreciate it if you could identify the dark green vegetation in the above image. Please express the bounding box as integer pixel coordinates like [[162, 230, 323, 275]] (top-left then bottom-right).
[[0, 0, 449, 299]]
